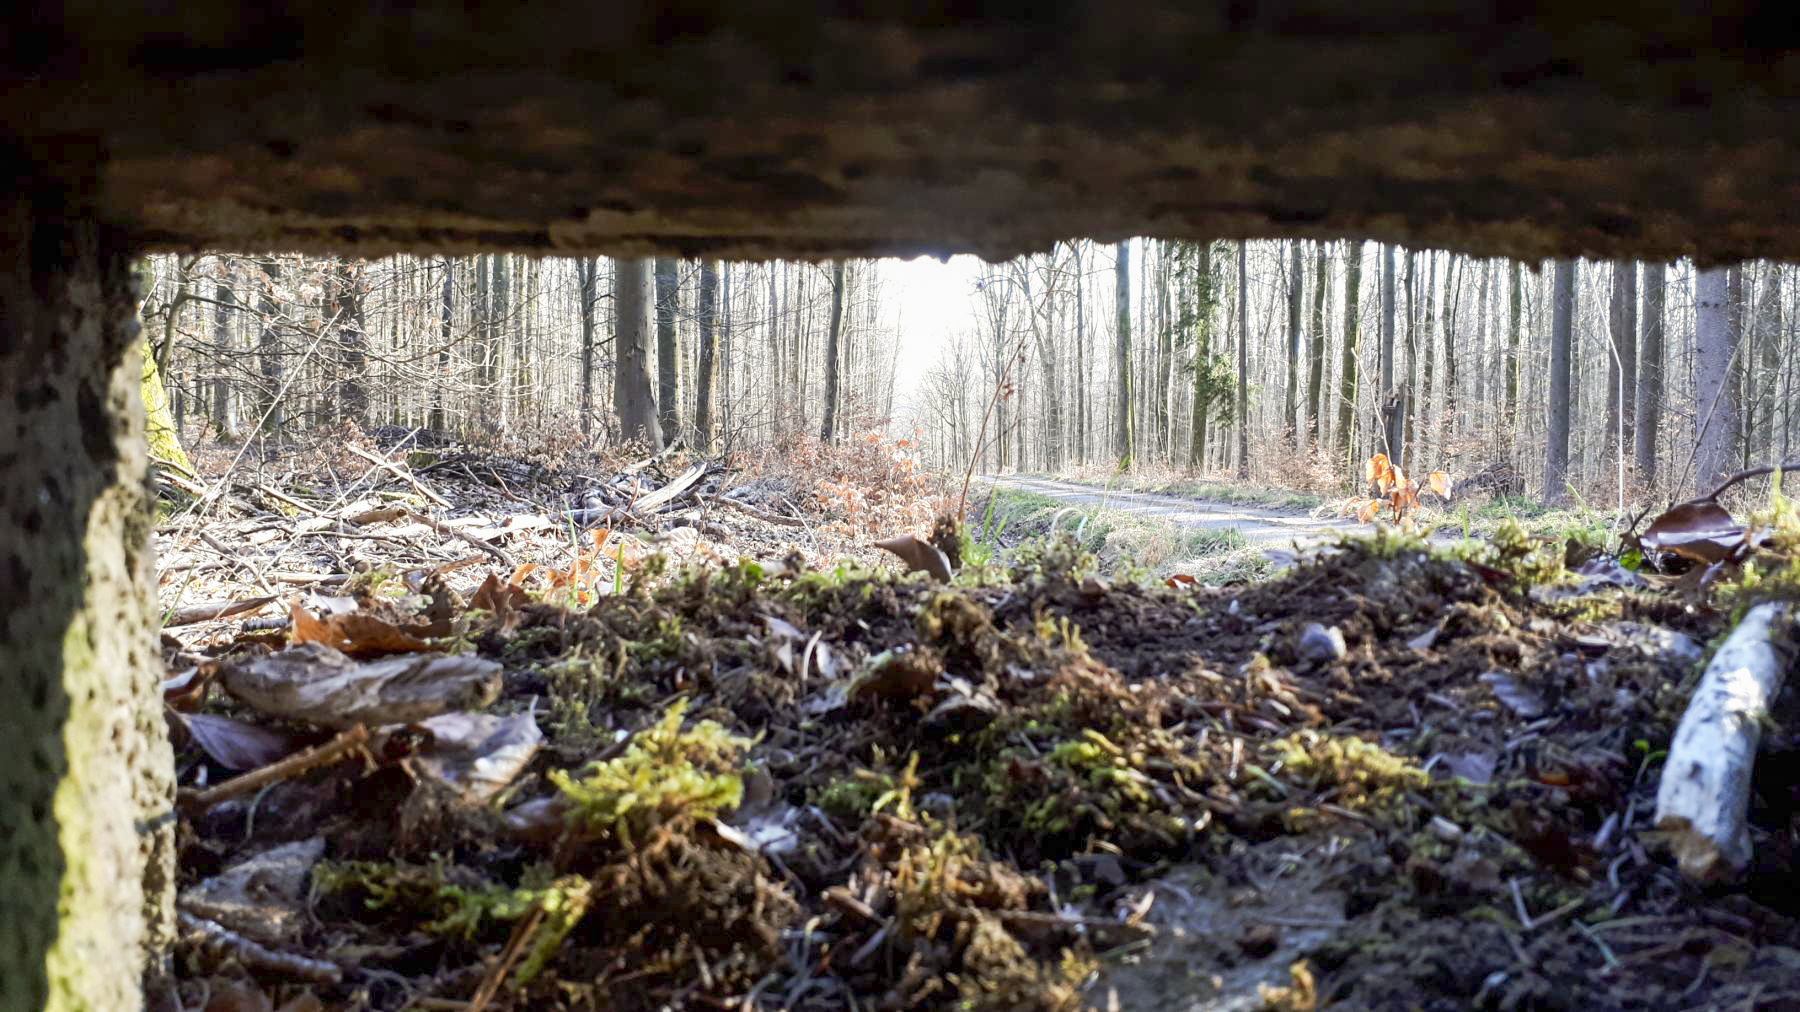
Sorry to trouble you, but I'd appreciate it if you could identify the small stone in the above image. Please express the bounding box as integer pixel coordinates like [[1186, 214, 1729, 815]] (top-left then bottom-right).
[[1428, 815, 1463, 842], [1297, 623, 1347, 663]]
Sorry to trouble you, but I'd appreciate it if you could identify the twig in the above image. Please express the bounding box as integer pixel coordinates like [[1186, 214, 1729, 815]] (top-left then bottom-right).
[[347, 443, 454, 509], [178, 724, 372, 811], [707, 494, 805, 527], [178, 909, 344, 984], [163, 595, 278, 628], [1694, 460, 1800, 505], [403, 508, 517, 568]]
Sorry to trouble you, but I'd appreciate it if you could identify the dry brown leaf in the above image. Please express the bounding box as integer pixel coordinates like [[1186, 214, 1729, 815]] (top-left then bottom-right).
[[289, 599, 434, 658], [471, 571, 531, 614], [1357, 499, 1381, 523], [1641, 500, 1747, 564], [177, 712, 309, 770], [873, 534, 954, 582], [219, 642, 503, 729], [1428, 470, 1452, 498], [1365, 453, 1390, 486]]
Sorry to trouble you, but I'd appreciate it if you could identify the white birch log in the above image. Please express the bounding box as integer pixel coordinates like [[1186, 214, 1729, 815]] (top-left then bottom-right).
[[1654, 602, 1795, 884]]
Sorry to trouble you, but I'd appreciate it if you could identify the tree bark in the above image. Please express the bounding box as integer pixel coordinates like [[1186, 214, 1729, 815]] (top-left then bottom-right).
[[0, 177, 175, 1011], [211, 264, 235, 438], [1189, 240, 1218, 469], [1545, 258, 1576, 502], [1337, 240, 1362, 465], [1606, 261, 1638, 466], [654, 257, 680, 441], [1283, 239, 1302, 447], [1236, 239, 1249, 479], [695, 259, 719, 451], [1379, 245, 1402, 467], [819, 260, 845, 442], [1306, 240, 1328, 445], [333, 257, 368, 428], [430, 257, 451, 433], [1695, 266, 1735, 494], [1506, 260, 1522, 431], [1115, 240, 1135, 465], [614, 258, 664, 447], [1636, 262, 1666, 485], [577, 257, 598, 435], [256, 256, 283, 435]]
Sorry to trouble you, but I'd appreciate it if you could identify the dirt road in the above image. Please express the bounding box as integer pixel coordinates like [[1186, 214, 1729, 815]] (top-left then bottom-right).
[[986, 475, 1359, 546]]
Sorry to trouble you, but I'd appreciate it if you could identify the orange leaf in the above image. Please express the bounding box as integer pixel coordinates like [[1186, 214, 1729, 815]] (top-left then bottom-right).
[[1428, 470, 1451, 498], [508, 562, 538, 587], [1357, 499, 1381, 523], [1365, 453, 1389, 484]]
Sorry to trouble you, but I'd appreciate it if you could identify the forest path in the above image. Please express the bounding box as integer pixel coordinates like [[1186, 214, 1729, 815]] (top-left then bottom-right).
[[984, 475, 1361, 547]]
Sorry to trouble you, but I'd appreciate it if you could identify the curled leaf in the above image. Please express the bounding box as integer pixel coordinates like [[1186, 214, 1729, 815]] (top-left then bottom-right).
[[873, 534, 955, 582], [1428, 470, 1452, 499], [1641, 500, 1746, 564]]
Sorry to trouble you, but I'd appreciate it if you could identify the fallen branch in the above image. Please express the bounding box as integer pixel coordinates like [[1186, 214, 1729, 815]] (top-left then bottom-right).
[[347, 442, 454, 510], [163, 595, 279, 628], [706, 493, 806, 527], [1654, 601, 1796, 884], [179, 724, 372, 812], [403, 508, 517, 568]]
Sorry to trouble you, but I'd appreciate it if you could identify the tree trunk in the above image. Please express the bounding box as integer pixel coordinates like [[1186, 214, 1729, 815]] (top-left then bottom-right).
[[1606, 261, 1638, 466], [654, 257, 680, 441], [1379, 245, 1402, 467], [1727, 265, 1747, 468], [1115, 240, 1135, 465], [577, 257, 598, 435], [1236, 239, 1249, 479], [1283, 239, 1302, 447], [0, 181, 176, 1011], [431, 257, 451, 432], [211, 266, 235, 439], [1636, 263, 1666, 486], [695, 260, 719, 451], [819, 261, 845, 443], [334, 258, 368, 428], [1506, 260, 1522, 432], [1189, 241, 1218, 469], [1337, 240, 1362, 466], [1753, 265, 1782, 461], [1545, 258, 1576, 502], [255, 256, 284, 436], [1306, 240, 1328, 445], [1695, 266, 1736, 494], [614, 258, 663, 447]]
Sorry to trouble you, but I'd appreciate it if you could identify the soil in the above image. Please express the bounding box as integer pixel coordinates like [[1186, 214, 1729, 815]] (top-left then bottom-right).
[[158, 445, 1800, 1012]]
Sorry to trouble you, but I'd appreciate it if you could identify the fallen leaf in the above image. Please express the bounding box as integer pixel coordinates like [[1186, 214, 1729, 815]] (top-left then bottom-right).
[[873, 534, 955, 582], [1428, 470, 1452, 498], [1640, 500, 1747, 564], [407, 711, 543, 804], [177, 712, 308, 770], [1478, 671, 1547, 719], [1357, 499, 1381, 524], [289, 599, 434, 658], [220, 642, 503, 729]]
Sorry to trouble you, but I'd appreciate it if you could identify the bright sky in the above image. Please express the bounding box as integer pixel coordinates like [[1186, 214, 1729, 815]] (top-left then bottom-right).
[[880, 252, 989, 417]]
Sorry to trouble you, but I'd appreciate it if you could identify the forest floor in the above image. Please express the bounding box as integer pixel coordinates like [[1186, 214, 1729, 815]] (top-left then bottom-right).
[[152, 429, 1800, 1012]]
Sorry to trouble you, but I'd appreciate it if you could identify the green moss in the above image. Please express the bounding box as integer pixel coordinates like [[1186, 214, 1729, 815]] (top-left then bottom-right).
[[548, 698, 749, 849]]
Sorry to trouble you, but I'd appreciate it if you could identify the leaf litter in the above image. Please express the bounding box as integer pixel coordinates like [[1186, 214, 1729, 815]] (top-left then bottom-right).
[[154, 434, 1800, 1011]]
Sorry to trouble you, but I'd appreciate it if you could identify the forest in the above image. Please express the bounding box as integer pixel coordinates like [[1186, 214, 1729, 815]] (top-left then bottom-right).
[[141, 243, 1797, 506], [144, 242, 1800, 1012]]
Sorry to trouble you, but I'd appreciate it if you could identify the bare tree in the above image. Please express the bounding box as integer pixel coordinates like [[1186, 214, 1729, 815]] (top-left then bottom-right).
[[615, 258, 663, 447], [1283, 239, 1302, 446], [1545, 258, 1576, 502], [1336, 240, 1362, 465], [1694, 266, 1735, 493], [695, 260, 720, 451], [1635, 262, 1666, 483], [1115, 240, 1135, 465], [1306, 240, 1328, 445], [654, 257, 680, 440], [1236, 239, 1249, 479], [1605, 261, 1638, 464], [819, 261, 845, 442]]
